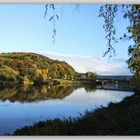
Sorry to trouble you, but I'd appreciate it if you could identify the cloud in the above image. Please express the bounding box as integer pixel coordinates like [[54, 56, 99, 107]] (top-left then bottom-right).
[[35, 51, 132, 75]]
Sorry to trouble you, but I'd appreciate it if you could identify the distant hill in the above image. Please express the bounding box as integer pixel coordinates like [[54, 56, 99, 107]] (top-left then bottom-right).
[[0, 52, 77, 85]]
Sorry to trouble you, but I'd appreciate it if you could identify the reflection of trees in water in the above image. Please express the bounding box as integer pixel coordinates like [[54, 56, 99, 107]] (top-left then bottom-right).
[[0, 85, 78, 103], [83, 85, 96, 93], [0, 87, 18, 100], [0, 85, 97, 103]]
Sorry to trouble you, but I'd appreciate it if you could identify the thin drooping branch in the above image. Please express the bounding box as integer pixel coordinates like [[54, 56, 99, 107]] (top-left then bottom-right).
[[44, 4, 80, 46], [44, 4, 59, 46], [99, 4, 119, 58]]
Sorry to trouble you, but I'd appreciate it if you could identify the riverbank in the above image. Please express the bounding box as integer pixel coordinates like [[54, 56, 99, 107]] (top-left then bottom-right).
[[50, 79, 98, 86], [12, 90, 140, 135]]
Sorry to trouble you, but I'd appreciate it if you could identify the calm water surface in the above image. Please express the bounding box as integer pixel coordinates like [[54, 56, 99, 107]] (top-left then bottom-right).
[[0, 85, 134, 134]]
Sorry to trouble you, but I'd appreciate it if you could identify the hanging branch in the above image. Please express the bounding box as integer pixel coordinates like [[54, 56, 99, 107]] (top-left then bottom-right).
[[44, 4, 59, 46], [99, 4, 119, 58]]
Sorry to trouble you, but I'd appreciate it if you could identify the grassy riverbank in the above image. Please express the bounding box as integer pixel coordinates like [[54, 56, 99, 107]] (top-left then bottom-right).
[[13, 90, 140, 135]]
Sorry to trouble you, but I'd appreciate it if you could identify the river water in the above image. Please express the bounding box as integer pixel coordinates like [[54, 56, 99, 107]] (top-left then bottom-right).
[[0, 85, 134, 135]]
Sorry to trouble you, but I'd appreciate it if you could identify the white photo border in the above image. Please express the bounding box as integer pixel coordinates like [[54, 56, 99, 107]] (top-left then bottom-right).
[[0, 1, 139, 140]]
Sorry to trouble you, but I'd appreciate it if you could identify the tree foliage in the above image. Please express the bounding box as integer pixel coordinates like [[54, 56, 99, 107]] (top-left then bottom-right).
[[99, 4, 118, 58], [44, 4, 59, 46], [99, 4, 140, 91], [86, 72, 97, 78], [99, 5, 140, 76], [125, 5, 140, 75], [0, 52, 77, 84]]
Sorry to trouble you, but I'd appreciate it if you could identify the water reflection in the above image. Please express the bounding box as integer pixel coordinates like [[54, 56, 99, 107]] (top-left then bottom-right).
[[0, 85, 134, 135], [0, 85, 78, 102]]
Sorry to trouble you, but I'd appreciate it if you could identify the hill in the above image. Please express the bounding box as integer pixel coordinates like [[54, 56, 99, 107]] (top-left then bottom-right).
[[0, 52, 77, 85]]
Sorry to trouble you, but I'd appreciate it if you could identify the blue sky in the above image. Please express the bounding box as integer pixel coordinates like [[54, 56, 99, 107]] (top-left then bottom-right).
[[0, 4, 133, 75]]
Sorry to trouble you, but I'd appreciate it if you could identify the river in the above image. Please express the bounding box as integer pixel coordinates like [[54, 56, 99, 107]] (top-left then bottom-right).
[[0, 85, 134, 135]]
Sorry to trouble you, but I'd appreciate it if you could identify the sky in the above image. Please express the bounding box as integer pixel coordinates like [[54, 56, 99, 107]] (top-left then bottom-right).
[[0, 4, 134, 75]]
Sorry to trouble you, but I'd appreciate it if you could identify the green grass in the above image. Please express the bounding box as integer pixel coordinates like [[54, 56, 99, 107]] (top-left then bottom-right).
[[12, 91, 140, 135]]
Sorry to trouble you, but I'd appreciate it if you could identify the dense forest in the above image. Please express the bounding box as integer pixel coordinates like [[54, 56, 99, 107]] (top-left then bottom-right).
[[0, 52, 77, 85]]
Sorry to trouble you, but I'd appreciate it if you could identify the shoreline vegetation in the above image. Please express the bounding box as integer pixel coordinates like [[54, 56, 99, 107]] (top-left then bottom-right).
[[12, 91, 139, 135]]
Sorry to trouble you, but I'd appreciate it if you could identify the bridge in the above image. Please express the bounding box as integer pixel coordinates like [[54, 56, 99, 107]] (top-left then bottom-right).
[[95, 75, 134, 91], [95, 75, 133, 81], [78, 75, 133, 82], [77, 75, 134, 91]]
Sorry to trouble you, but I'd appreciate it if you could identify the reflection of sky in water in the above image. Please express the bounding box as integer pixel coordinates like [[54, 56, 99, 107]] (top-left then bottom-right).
[[0, 88, 134, 135]]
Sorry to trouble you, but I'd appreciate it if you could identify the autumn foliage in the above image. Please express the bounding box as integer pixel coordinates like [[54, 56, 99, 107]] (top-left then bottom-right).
[[0, 52, 77, 85]]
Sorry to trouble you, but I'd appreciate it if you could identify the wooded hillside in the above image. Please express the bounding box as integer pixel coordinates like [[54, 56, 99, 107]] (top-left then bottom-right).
[[0, 52, 77, 85]]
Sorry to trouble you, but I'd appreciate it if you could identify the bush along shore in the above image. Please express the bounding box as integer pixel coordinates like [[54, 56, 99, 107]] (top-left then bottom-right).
[[12, 90, 140, 136]]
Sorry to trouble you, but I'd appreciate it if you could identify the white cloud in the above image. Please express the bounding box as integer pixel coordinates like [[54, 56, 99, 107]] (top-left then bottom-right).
[[35, 51, 132, 75]]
